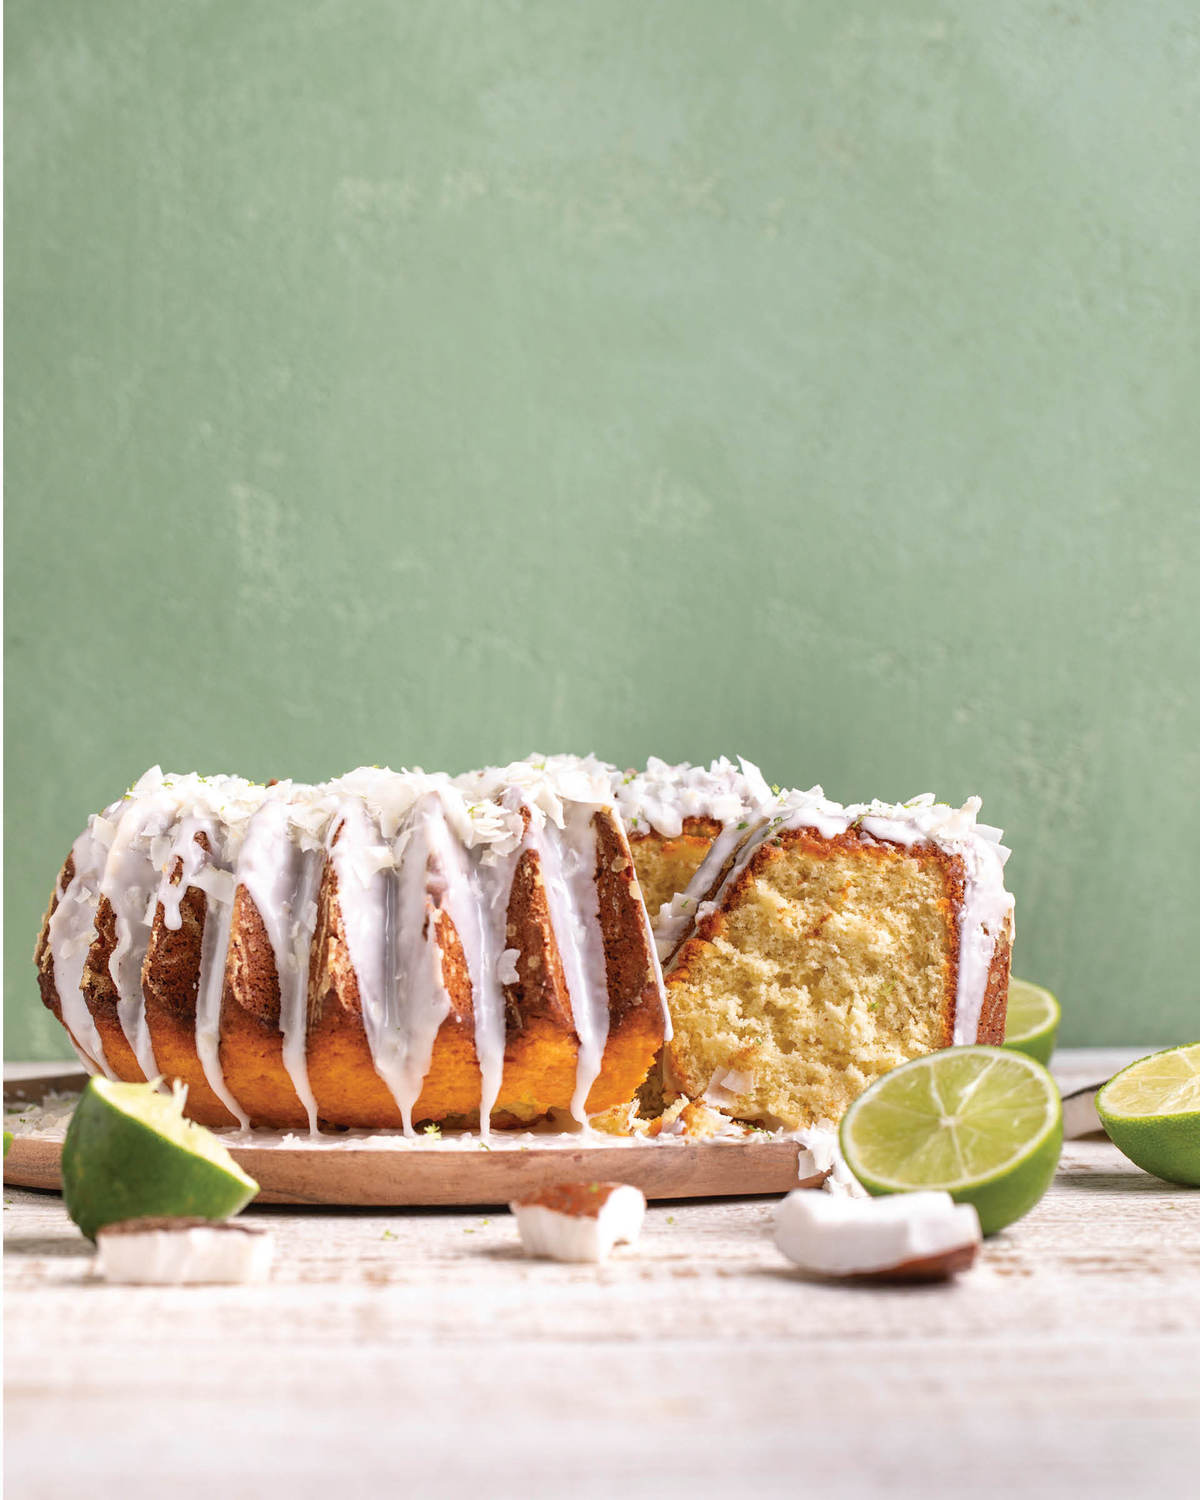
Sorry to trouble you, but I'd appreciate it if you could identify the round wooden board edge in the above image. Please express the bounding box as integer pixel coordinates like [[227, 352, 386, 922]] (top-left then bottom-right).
[[4, 1132, 829, 1206], [4, 1071, 829, 1206]]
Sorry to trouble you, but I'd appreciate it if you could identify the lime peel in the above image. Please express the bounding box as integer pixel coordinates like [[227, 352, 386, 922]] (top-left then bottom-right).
[[62, 1077, 258, 1241], [1003, 979, 1061, 1065], [1096, 1043, 1200, 1187]]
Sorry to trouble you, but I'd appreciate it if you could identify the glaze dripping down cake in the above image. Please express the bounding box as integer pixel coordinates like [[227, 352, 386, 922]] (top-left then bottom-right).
[[35, 756, 1014, 1133]]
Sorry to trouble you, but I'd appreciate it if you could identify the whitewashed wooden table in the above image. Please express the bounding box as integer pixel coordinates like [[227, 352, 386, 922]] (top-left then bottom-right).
[[5, 1048, 1199, 1500]]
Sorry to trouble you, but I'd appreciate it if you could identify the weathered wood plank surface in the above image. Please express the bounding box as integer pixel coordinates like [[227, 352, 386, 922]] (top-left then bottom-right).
[[5, 1049, 1199, 1500]]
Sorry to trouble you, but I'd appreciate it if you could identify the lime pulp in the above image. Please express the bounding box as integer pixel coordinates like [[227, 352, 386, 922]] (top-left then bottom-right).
[[840, 1046, 1063, 1235], [1096, 1043, 1200, 1187]]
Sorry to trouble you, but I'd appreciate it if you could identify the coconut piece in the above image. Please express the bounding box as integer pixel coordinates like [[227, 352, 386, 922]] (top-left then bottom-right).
[[775, 1189, 981, 1281], [510, 1181, 646, 1262], [1061, 1081, 1105, 1139], [645, 1094, 689, 1137], [95, 1216, 274, 1284]]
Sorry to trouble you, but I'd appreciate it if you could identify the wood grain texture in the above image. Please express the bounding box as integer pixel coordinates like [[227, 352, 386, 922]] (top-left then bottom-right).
[[5, 1124, 825, 1208], [5, 1051, 1199, 1499]]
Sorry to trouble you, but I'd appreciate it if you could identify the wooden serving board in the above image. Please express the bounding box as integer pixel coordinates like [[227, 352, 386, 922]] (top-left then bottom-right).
[[4, 1068, 828, 1207]]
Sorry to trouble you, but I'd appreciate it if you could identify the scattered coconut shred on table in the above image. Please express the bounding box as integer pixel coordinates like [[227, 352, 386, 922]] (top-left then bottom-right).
[[3, 1092, 80, 1139]]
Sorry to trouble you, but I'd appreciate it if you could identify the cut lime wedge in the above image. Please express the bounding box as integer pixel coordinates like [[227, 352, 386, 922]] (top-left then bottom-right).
[[62, 1078, 258, 1241], [1096, 1043, 1200, 1186], [1003, 978, 1060, 1064], [839, 1046, 1062, 1235]]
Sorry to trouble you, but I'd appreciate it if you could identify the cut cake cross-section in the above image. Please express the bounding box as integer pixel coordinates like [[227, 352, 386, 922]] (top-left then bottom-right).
[[658, 788, 1014, 1130]]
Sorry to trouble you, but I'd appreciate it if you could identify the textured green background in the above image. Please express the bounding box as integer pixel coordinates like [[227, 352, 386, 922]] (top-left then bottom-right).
[[6, 1, 1198, 1057]]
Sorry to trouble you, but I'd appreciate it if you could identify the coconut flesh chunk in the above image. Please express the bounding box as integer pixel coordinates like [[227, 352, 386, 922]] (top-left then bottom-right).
[[510, 1182, 646, 1262], [1061, 1082, 1105, 1139], [775, 1189, 981, 1279], [95, 1216, 274, 1285]]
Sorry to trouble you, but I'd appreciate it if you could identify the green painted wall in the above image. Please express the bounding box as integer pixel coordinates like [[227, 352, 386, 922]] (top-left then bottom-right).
[[6, 1, 1198, 1057]]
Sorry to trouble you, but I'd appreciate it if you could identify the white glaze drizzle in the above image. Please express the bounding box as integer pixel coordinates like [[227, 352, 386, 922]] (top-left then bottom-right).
[[97, 787, 183, 1082], [94, 769, 276, 1122], [455, 757, 670, 1125], [66, 1036, 100, 1074], [428, 806, 514, 1136], [523, 799, 612, 1123], [335, 789, 486, 1136], [329, 797, 397, 1121], [324, 773, 525, 1137], [236, 791, 330, 1133], [384, 796, 458, 1133], [169, 814, 248, 1128], [45, 820, 116, 1076]]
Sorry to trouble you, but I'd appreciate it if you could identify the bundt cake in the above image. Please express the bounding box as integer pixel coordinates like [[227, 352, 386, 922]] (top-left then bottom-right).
[[34, 755, 1014, 1134]]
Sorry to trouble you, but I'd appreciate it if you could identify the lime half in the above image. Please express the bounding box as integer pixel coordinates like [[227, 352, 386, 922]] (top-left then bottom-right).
[[840, 1047, 1062, 1235], [62, 1078, 258, 1241], [1003, 978, 1061, 1064], [1096, 1043, 1200, 1187]]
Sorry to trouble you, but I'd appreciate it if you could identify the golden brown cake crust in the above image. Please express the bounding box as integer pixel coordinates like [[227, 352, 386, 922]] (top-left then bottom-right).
[[34, 853, 70, 1031], [302, 807, 665, 1130], [513, 1182, 623, 1216], [35, 851, 108, 1072], [975, 913, 1013, 1046], [219, 887, 309, 1130], [587, 811, 667, 1112], [81, 896, 148, 1082], [140, 842, 239, 1127]]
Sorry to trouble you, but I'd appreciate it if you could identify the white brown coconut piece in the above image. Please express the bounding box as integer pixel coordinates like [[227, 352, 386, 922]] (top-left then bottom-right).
[[775, 1190, 981, 1281], [510, 1182, 646, 1262], [95, 1217, 274, 1285], [1061, 1082, 1105, 1139]]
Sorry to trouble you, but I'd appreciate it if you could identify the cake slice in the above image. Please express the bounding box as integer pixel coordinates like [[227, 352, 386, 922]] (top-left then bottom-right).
[[659, 788, 1014, 1129]]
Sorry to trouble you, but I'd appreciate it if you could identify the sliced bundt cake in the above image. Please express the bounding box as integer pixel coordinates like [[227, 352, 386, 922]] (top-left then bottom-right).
[[35, 755, 1014, 1136]]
